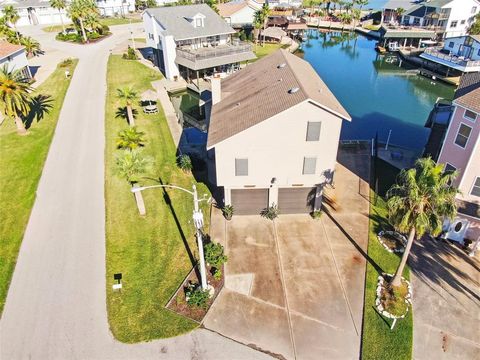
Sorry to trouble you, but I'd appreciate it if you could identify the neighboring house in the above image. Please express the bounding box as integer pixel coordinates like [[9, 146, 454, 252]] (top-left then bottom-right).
[[420, 35, 480, 75], [217, 0, 258, 28], [0, 41, 31, 78], [382, 0, 418, 24], [143, 4, 256, 82], [96, 0, 135, 17], [0, 0, 70, 26], [399, 0, 480, 38], [206, 49, 351, 215], [434, 73, 480, 243]]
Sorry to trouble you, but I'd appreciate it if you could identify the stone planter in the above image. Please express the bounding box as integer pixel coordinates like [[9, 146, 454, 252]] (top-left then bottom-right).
[[377, 230, 407, 254], [375, 274, 413, 319]]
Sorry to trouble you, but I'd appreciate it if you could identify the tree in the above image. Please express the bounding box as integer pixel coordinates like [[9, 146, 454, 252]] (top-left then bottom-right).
[[50, 0, 67, 33], [2, 5, 20, 43], [20, 36, 41, 57], [253, 12, 263, 50], [339, 12, 352, 29], [116, 148, 153, 184], [354, 0, 368, 26], [117, 87, 138, 127], [0, 65, 33, 135], [260, 4, 270, 46], [396, 7, 405, 23], [117, 126, 146, 150], [205, 0, 219, 14], [68, 0, 99, 43], [469, 13, 480, 35], [386, 158, 458, 287]]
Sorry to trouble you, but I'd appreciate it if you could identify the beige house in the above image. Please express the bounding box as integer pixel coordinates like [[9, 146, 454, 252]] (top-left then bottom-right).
[[206, 49, 351, 215]]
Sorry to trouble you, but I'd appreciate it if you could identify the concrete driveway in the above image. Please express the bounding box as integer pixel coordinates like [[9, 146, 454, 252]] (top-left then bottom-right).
[[205, 162, 371, 359]]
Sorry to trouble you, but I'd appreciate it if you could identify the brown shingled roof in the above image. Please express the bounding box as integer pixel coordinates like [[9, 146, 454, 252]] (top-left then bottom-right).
[[454, 72, 480, 114], [0, 41, 24, 59], [207, 49, 351, 148], [218, 1, 248, 17]]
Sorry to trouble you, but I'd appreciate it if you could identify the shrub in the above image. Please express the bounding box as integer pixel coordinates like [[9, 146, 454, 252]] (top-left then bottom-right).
[[261, 204, 280, 220], [204, 242, 227, 268], [116, 126, 146, 150], [222, 205, 234, 220], [176, 154, 193, 172], [122, 45, 138, 60], [213, 268, 222, 281], [311, 210, 322, 219], [185, 284, 210, 309], [59, 58, 73, 68]]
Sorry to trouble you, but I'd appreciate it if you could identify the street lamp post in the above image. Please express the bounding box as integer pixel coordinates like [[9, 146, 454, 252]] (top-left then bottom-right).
[[131, 184, 208, 290]]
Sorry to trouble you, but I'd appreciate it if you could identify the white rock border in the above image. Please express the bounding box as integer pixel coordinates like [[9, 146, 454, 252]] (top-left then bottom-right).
[[375, 274, 413, 319], [377, 230, 407, 254]]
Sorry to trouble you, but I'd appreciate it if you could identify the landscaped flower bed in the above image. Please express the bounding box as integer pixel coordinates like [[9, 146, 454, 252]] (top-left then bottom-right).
[[377, 230, 407, 253], [56, 28, 111, 44], [375, 274, 412, 319], [166, 264, 224, 322]]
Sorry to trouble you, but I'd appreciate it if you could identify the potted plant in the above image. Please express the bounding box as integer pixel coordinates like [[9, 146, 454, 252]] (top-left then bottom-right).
[[222, 204, 234, 220]]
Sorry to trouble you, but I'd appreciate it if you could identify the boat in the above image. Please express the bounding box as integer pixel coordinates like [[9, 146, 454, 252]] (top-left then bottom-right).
[[376, 45, 387, 53], [388, 41, 400, 52]]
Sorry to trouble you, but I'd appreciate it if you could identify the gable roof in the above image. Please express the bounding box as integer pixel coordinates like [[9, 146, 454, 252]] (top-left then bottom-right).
[[145, 4, 235, 41], [0, 41, 24, 60], [383, 0, 418, 10], [218, 1, 253, 17], [421, 0, 453, 8], [454, 72, 480, 114], [207, 49, 351, 148]]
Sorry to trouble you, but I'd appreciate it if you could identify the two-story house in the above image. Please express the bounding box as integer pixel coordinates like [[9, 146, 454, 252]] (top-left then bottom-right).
[[0, 0, 70, 26], [400, 0, 480, 38], [143, 4, 256, 83], [206, 49, 351, 215], [96, 0, 135, 17], [435, 73, 480, 244]]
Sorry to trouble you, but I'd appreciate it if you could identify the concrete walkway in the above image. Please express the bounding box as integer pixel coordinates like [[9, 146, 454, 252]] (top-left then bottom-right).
[[0, 25, 270, 360]]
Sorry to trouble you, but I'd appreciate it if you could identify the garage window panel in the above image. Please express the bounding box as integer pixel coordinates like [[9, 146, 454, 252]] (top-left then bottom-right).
[[303, 157, 317, 175], [235, 158, 248, 176], [471, 177, 480, 197], [306, 121, 321, 141]]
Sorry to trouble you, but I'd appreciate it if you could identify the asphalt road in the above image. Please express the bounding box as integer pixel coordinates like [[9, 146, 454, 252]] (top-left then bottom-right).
[[0, 24, 270, 360]]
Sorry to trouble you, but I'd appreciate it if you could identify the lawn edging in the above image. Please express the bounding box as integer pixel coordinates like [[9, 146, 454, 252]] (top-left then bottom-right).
[[360, 191, 413, 359], [0, 59, 78, 316]]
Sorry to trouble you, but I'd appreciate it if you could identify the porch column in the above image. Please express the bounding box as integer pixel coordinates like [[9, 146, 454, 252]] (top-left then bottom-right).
[[313, 185, 323, 211], [196, 70, 200, 89], [224, 187, 232, 206], [403, 38, 407, 48], [268, 186, 278, 207]]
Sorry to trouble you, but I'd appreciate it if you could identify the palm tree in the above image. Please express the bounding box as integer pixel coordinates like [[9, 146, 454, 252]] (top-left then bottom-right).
[[116, 148, 153, 184], [68, 0, 98, 43], [354, 0, 368, 27], [50, 0, 67, 33], [117, 126, 146, 150], [3, 5, 20, 43], [339, 12, 352, 30], [117, 87, 138, 127], [259, 4, 270, 46], [20, 36, 41, 57], [253, 13, 263, 51], [386, 158, 458, 287], [0, 65, 33, 135], [396, 7, 405, 24]]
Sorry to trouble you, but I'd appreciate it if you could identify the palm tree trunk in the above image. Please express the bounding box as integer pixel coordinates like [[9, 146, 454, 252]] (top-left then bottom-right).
[[262, 23, 266, 46], [59, 9, 65, 33], [14, 115, 27, 135], [127, 105, 135, 127], [79, 18, 87, 43], [391, 227, 416, 287], [14, 25, 20, 44]]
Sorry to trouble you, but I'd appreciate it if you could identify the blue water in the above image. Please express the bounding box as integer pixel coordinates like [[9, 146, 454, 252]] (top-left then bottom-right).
[[302, 31, 455, 150]]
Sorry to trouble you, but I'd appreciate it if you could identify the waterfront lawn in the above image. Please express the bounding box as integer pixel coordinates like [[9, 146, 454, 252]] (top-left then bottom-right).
[[253, 43, 285, 59], [105, 55, 211, 342], [0, 59, 78, 315], [361, 194, 413, 360]]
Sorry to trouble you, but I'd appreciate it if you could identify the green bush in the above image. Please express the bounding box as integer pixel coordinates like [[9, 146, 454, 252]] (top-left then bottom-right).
[[59, 58, 74, 68], [176, 154, 193, 172], [204, 242, 227, 268], [311, 210, 322, 219], [213, 268, 222, 281], [185, 284, 210, 309], [122, 46, 138, 60], [261, 204, 280, 220], [222, 204, 234, 220], [56, 32, 82, 42]]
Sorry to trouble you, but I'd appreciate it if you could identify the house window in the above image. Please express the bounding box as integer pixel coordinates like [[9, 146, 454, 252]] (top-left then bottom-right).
[[478, 48, 480, 56], [235, 158, 248, 176], [413, 17, 420, 26], [450, 20, 458, 28], [306, 121, 321, 141], [302, 157, 317, 175], [472, 6, 477, 14], [448, 41, 454, 48], [471, 177, 480, 197], [444, 163, 456, 174], [196, 18, 202, 27], [464, 109, 477, 121], [461, 20, 466, 25], [454, 123, 472, 148]]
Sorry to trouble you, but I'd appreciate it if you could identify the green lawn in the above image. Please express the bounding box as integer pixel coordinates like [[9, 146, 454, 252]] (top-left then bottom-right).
[[361, 193, 413, 359], [0, 59, 78, 315], [105, 56, 211, 342], [253, 42, 285, 60], [43, 17, 141, 32]]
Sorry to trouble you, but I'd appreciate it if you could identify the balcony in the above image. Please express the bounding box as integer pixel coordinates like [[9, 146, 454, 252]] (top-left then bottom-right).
[[175, 42, 256, 71], [420, 47, 480, 72]]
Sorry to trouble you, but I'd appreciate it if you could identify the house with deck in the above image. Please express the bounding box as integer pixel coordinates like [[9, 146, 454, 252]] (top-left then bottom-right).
[[0, 41, 31, 79], [143, 4, 256, 84], [420, 35, 480, 76], [426, 73, 480, 244], [206, 49, 351, 215]]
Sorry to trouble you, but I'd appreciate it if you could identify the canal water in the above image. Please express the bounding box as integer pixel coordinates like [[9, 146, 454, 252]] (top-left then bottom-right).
[[302, 31, 455, 151]]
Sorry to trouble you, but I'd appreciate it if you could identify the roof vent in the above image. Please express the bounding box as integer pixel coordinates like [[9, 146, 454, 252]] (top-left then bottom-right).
[[277, 63, 286, 69], [288, 87, 299, 94]]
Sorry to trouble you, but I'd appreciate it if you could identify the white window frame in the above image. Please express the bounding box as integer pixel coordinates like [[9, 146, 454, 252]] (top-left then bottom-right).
[[454, 123, 472, 149], [302, 156, 317, 175], [470, 177, 480, 197], [463, 108, 477, 122]]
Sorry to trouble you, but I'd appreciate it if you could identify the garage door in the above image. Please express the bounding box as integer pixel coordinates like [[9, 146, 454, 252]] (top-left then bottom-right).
[[278, 187, 316, 214], [231, 189, 268, 215]]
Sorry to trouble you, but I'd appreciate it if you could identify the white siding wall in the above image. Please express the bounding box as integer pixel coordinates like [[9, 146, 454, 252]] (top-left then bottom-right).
[[96, 0, 135, 16], [443, 0, 480, 38], [5, 7, 70, 27], [443, 36, 480, 60], [224, 6, 256, 26], [0, 49, 29, 73], [213, 101, 343, 190]]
